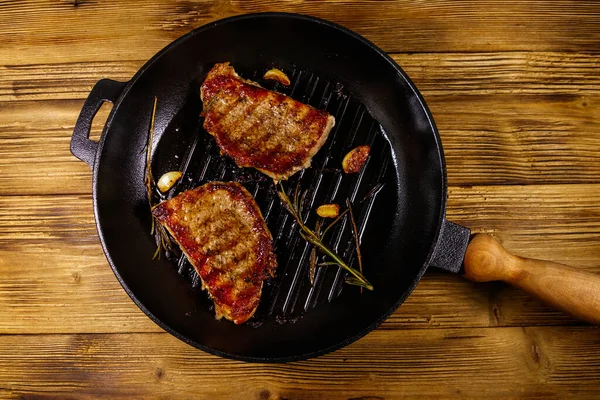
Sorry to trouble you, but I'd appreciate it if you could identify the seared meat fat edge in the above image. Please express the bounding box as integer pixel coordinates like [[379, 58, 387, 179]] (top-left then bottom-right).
[[152, 181, 277, 324], [200, 62, 335, 182]]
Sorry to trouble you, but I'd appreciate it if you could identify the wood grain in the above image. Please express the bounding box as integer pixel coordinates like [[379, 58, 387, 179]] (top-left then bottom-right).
[[0, 184, 597, 333], [396, 53, 600, 96], [2, 1, 600, 66], [0, 100, 102, 196], [0, 61, 139, 102], [447, 184, 600, 267], [1, 187, 598, 255], [230, 0, 600, 53], [436, 93, 600, 185], [0, 327, 598, 399], [0, 245, 161, 335]]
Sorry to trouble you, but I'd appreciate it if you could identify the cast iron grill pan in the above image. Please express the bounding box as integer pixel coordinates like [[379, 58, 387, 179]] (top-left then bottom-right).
[[71, 13, 469, 362]]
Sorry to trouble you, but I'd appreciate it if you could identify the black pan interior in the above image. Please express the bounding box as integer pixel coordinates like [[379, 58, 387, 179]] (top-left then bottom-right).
[[93, 13, 446, 361]]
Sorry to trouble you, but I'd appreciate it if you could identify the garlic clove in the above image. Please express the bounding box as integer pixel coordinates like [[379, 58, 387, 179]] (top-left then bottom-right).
[[263, 68, 291, 86], [316, 203, 340, 218], [342, 145, 371, 174], [157, 171, 183, 192]]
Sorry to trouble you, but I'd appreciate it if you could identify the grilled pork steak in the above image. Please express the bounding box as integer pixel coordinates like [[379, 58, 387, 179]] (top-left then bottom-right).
[[152, 182, 277, 324], [200, 63, 335, 181]]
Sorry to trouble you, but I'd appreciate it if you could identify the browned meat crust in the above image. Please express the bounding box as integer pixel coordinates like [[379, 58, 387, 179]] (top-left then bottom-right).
[[200, 62, 335, 181], [152, 182, 277, 324]]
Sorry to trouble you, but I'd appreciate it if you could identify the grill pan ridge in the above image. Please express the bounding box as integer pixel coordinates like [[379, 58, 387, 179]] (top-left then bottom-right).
[[151, 66, 395, 325]]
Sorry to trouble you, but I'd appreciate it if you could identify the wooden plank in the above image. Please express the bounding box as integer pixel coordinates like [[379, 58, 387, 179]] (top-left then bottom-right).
[[436, 93, 600, 186], [0, 245, 162, 335], [1, 91, 599, 195], [447, 184, 600, 267], [2, 52, 600, 103], [0, 327, 598, 398], [0, 194, 96, 243], [2, 1, 600, 66], [0, 240, 491, 333], [0, 184, 597, 333], [396, 52, 600, 95], [446, 184, 600, 327], [2, 186, 599, 258], [230, 1, 600, 53], [0, 194, 162, 334], [0, 60, 140, 102], [0, 100, 98, 196]]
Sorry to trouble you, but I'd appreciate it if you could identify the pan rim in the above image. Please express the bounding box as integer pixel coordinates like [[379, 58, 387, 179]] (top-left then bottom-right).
[[90, 12, 448, 362]]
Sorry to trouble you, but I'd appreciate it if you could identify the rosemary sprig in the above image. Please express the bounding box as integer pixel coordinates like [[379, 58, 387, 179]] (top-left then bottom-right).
[[144, 97, 175, 260], [145, 97, 158, 235], [277, 183, 373, 291]]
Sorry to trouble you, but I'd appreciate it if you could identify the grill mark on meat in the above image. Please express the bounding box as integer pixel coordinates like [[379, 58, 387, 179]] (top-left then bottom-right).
[[201, 226, 239, 257], [200, 216, 253, 266], [260, 97, 296, 152], [201, 62, 335, 181], [152, 182, 277, 324], [208, 95, 239, 126], [232, 98, 267, 143], [224, 100, 273, 153], [278, 101, 303, 151], [216, 98, 251, 139]]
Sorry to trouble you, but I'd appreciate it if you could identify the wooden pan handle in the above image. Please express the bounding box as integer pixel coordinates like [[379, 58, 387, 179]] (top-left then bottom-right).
[[464, 234, 600, 324]]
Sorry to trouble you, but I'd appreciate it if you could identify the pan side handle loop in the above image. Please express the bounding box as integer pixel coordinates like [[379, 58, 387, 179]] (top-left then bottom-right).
[[70, 79, 126, 169], [429, 219, 471, 273]]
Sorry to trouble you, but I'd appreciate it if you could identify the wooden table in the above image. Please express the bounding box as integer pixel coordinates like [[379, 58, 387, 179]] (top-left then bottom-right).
[[1, 1, 599, 398]]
